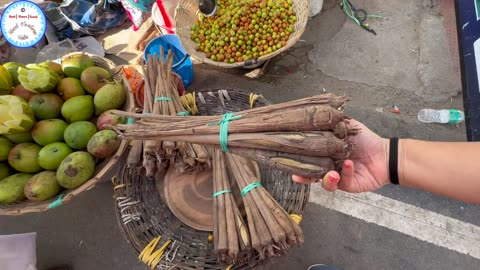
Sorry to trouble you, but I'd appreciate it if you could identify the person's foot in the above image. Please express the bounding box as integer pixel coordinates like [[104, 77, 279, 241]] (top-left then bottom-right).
[[307, 264, 341, 270]]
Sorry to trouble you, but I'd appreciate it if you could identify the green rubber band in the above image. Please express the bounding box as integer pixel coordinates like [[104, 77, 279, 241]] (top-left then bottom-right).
[[241, 182, 262, 197], [127, 118, 135, 124], [213, 189, 232, 198], [177, 111, 190, 116], [207, 113, 243, 152], [155, 97, 172, 102], [48, 194, 64, 209]]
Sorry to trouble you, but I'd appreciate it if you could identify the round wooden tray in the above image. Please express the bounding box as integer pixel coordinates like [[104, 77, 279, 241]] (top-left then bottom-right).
[[163, 158, 261, 231]]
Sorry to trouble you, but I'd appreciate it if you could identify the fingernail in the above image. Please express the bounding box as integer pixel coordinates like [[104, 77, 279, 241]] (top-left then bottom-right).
[[329, 174, 339, 183]]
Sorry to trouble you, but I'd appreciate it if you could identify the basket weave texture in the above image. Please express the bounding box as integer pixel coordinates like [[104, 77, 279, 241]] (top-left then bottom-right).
[[175, 0, 309, 68], [0, 52, 135, 215], [113, 89, 311, 269]]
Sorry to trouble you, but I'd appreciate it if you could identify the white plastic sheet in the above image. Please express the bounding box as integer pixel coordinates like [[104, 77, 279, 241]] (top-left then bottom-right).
[[0, 232, 37, 270]]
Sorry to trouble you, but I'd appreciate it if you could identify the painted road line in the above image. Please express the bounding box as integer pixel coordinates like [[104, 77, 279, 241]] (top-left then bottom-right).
[[309, 185, 480, 259]]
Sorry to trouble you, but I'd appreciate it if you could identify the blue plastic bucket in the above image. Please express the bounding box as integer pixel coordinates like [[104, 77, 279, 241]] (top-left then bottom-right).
[[144, 34, 193, 87]]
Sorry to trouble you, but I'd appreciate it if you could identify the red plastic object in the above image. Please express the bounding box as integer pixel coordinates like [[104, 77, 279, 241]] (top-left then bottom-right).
[[156, 0, 174, 34]]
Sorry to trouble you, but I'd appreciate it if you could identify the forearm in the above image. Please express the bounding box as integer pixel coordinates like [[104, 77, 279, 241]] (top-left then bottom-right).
[[398, 139, 480, 203]]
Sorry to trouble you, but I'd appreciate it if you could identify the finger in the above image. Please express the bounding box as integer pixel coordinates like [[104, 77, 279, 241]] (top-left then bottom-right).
[[337, 160, 355, 191], [321, 171, 340, 192], [292, 175, 317, 184]]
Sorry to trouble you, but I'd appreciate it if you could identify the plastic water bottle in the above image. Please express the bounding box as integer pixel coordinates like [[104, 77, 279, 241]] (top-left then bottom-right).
[[417, 109, 465, 124]]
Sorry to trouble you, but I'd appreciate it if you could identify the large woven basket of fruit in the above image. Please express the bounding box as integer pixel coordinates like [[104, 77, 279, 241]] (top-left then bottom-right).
[[175, 0, 309, 68], [0, 52, 135, 215]]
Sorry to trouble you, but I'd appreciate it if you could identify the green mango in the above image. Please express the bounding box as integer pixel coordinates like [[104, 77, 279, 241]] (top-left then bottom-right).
[[0, 163, 11, 181], [3, 62, 26, 86], [0, 173, 33, 204], [56, 151, 95, 189], [24, 171, 62, 201]]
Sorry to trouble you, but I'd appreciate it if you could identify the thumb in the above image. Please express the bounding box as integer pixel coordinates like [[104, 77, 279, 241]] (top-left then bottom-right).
[[321, 171, 340, 192]]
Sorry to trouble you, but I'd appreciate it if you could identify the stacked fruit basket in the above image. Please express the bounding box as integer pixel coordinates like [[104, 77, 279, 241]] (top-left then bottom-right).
[[0, 52, 134, 215]]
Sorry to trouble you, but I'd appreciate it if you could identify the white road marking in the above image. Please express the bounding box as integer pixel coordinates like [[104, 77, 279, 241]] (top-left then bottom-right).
[[308, 185, 480, 259]]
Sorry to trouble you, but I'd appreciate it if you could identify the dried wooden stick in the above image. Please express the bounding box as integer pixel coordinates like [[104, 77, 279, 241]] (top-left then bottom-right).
[[212, 149, 252, 263], [143, 55, 155, 113], [226, 147, 336, 178], [156, 48, 176, 157], [148, 55, 165, 168], [217, 150, 238, 262], [142, 54, 158, 176], [112, 93, 350, 123], [231, 154, 288, 249], [191, 144, 210, 163], [263, 190, 304, 246], [229, 154, 304, 257], [212, 149, 228, 259], [333, 121, 359, 139], [115, 105, 346, 137], [162, 50, 178, 117], [226, 153, 275, 258], [115, 113, 353, 178], [118, 131, 352, 159], [126, 140, 143, 172], [123, 61, 151, 173], [232, 202, 251, 260], [163, 52, 210, 166]]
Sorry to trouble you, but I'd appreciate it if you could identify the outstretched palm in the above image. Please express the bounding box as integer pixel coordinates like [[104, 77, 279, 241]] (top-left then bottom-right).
[[293, 120, 390, 193]]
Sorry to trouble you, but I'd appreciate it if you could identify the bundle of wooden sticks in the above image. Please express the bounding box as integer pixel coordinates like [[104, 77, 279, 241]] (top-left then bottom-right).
[[126, 48, 209, 177], [211, 148, 305, 263], [114, 93, 357, 179], [117, 50, 356, 263]]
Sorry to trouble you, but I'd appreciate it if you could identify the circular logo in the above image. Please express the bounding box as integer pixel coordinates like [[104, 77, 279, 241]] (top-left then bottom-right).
[[1, 1, 46, 48]]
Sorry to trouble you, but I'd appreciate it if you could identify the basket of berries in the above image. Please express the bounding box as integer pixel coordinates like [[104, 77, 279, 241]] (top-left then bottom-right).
[[175, 0, 309, 68]]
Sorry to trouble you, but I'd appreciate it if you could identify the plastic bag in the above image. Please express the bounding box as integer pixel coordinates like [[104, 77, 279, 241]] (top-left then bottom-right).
[[43, 0, 128, 39], [36, 39, 77, 62], [120, 0, 156, 31]]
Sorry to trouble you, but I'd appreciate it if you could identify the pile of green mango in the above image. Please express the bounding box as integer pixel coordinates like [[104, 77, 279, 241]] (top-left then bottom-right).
[[0, 53, 127, 205]]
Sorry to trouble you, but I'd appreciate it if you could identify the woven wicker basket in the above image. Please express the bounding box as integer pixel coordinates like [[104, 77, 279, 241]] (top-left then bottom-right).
[[0, 52, 135, 215], [113, 89, 310, 270], [175, 0, 309, 68]]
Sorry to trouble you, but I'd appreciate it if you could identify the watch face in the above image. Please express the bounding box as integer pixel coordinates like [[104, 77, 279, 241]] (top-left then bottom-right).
[[1, 1, 46, 48]]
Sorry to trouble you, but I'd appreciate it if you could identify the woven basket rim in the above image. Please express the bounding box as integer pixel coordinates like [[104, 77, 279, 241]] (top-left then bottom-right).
[[0, 52, 136, 215], [113, 88, 311, 270], [174, 0, 309, 68]]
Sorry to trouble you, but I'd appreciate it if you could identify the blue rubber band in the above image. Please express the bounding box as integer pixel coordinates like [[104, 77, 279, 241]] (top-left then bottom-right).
[[155, 97, 172, 102], [48, 194, 64, 209], [241, 182, 262, 197], [177, 111, 190, 116], [213, 189, 232, 198], [127, 118, 135, 124], [207, 113, 243, 152]]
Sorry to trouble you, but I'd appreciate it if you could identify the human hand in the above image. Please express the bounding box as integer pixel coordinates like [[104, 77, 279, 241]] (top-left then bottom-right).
[[292, 119, 391, 193]]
